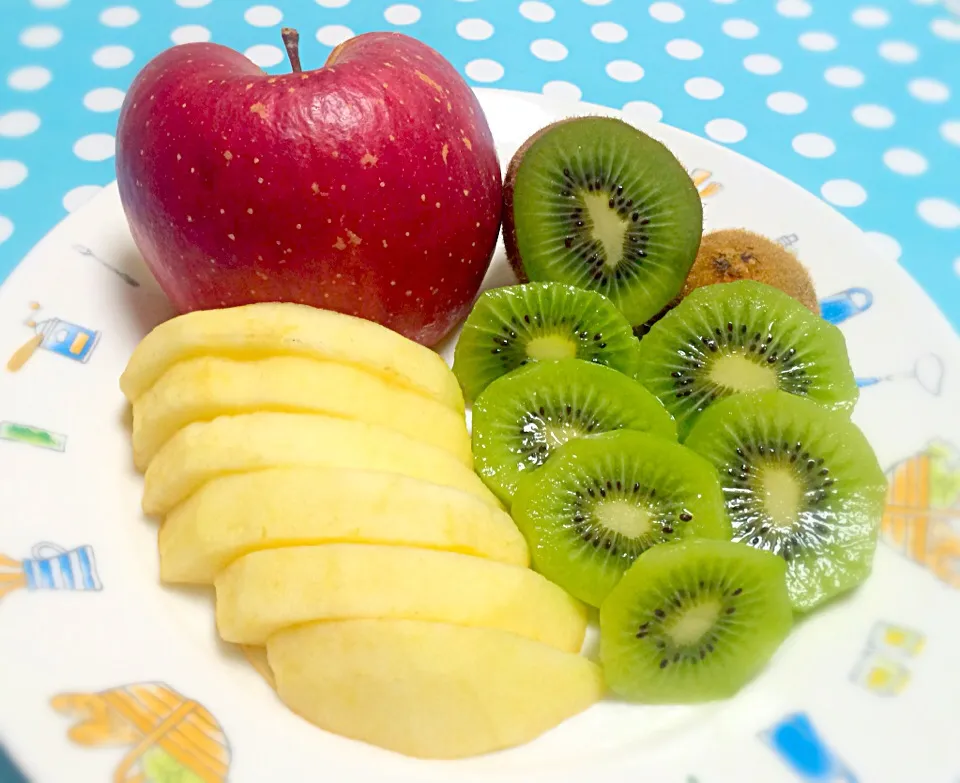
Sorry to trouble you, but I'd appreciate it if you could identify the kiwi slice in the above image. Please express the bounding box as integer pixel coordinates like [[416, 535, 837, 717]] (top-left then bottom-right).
[[600, 539, 792, 702], [510, 430, 729, 607], [503, 117, 703, 327], [685, 390, 887, 611], [635, 280, 858, 437], [472, 359, 677, 505], [453, 282, 639, 402]]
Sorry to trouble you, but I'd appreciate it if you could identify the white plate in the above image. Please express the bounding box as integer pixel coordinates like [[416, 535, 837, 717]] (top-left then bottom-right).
[[1, 89, 959, 783]]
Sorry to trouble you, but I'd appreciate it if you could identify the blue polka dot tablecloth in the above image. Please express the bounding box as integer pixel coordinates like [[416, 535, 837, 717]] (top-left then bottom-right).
[[0, 0, 958, 330]]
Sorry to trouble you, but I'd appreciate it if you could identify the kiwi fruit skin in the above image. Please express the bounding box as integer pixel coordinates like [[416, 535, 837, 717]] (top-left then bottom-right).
[[600, 538, 792, 703], [510, 429, 730, 608], [635, 280, 859, 438], [452, 282, 639, 402], [503, 116, 703, 326], [683, 229, 819, 313], [685, 390, 887, 612], [472, 358, 678, 505]]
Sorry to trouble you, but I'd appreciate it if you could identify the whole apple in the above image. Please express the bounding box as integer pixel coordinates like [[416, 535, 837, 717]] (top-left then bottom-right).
[[116, 31, 502, 346]]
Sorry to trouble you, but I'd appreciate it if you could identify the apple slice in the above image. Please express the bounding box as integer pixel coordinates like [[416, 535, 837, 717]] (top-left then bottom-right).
[[143, 412, 499, 516], [159, 467, 528, 584], [119, 303, 465, 412], [132, 356, 471, 471], [267, 618, 604, 759], [215, 543, 587, 649]]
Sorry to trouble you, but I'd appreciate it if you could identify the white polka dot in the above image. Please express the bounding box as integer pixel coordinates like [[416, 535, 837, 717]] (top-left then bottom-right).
[[685, 76, 724, 99], [0, 111, 41, 137], [73, 133, 116, 162], [799, 32, 837, 52], [92, 45, 134, 68], [793, 133, 836, 158], [825, 66, 865, 87], [530, 39, 568, 61], [384, 4, 421, 24], [0, 161, 28, 189], [519, 1, 555, 21], [649, 2, 684, 22], [176, 0, 211, 7], [465, 58, 504, 82], [666, 39, 703, 59], [705, 118, 747, 144], [883, 148, 928, 175], [244, 5, 283, 26], [542, 80, 582, 102], [99, 6, 139, 27], [83, 87, 125, 112], [908, 78, 950, 103], [316, 25, 353, 46], [457, 19, 493, 40], [941, 120, 960, 146], [171, 25, 212, 44], [744, 54, 782, 74], [605, 60, 645, 82], [954, 257, 960, 276], [852, 104, 895, 129], [19, 25, 62, 47], [315, 0, 350, 6], [863, 231, 902, 262], [931, 18, 960, 41], [917, 198, 960, 229], [767, 91, 808, 114], [777, 0, 812, 18], [711, 0, 736, 4], [245, 43, 284, 66], [31, 0, 68, 7], [7, 66, 52, 91], [852, 6, 890, 27], [63, 184, 103, 212], [622, 100, 663, 124], [878, 41, 918, 63], [0, 216, 12, 246], [821, 179, 867, 207], [592, 22, 628, 43], [723, 19, 759, 39]]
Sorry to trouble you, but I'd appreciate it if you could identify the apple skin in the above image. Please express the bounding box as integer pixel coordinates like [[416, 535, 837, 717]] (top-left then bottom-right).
[[116, 32, 502, 346]]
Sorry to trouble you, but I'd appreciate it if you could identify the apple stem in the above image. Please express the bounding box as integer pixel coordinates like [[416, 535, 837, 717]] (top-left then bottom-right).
[[281, 27, 302, 73]]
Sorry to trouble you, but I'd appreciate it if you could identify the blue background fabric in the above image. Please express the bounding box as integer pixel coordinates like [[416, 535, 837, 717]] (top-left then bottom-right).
[[0, 0, 958, 331]]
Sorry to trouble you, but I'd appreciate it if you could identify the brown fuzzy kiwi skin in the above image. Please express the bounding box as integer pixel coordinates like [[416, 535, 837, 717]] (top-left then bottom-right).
[[682, 229, 820, 314]]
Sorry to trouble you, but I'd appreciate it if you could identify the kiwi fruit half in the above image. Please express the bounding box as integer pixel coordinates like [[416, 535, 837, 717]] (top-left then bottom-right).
[[453, 282, 639, 402], [635, 280, 858, 437], [472, 359, 677, 505], [510, 430, 729, 607], [503, 117, 703, 327], [600, 538, 792, 702], [683, 229, 819, 313], [685, 390, 887, 611]]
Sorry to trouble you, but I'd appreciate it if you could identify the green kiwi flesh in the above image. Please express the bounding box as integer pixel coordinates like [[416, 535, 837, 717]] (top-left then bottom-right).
[[453, 282, 639, 402], [600, 539, 792, 702], [685, 390, 887, 612], [635, 280, 859, 437], [510, 430, 729, 607], [504, 117, 703, 326], [472, 359, 677, 505]]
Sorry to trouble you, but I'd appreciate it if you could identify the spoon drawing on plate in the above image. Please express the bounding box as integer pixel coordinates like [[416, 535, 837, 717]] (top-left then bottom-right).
[[72, 243, 140, 287]]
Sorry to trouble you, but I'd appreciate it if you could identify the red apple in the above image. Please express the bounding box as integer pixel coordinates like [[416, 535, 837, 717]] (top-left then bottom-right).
[[116, 30, 501, 346]]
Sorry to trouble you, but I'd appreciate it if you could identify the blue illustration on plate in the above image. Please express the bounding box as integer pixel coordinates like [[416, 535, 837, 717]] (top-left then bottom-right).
[[0, 542, 102, 601], [6, 302, 100, 372], [71, 243, 140, 287], [849, 621, 925, 697], [820, 288, 874, 326], [0, 420, 66, 452], [760, 712, 858, 782], [775, 233, 800, 254], [856, 354, 945, 396]]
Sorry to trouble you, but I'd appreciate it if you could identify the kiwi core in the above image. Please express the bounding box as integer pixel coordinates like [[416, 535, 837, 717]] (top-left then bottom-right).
[[667, 601, 721, 646], [709, 352, 778, 393], [583, 192, 628, 268], [596, 500, 652, 538], [761, 467, 803, 526], [526, 334, 577, 361]]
